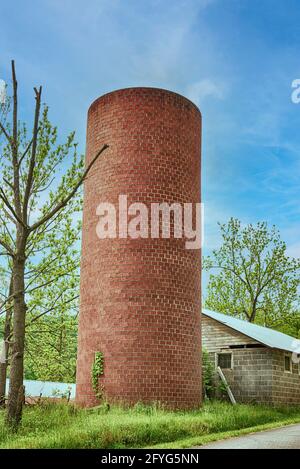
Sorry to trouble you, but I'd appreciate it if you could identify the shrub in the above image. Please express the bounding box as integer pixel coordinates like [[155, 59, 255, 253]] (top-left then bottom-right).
[[202, 348, 214, 398]]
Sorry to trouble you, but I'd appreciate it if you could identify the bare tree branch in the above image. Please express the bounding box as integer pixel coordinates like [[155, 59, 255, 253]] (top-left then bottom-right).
[[25, 294, 79, 326], [29, 144, 109, 232], [0, 238, 14, 257], [208, 264, 249, 290], [0, 187, 28, 229], [0, 122, 12, 145], [23, 87, 42, 221], [3, 177, 14, 191], [11, 60, 22, 220], [0, 214, 15, 246], [18, 137, 35, 169]]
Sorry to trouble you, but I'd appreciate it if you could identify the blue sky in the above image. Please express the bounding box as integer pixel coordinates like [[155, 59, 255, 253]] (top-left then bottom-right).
[[1, 0, 300, 268]]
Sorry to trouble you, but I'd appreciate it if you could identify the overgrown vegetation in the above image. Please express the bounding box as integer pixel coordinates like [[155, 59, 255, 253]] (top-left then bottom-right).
[[202, 349, 214, 398], [24, 314, 78, 383], [91, 352, 104, 400], [1, 401, 300, 449], [0, 313, 78, 384]]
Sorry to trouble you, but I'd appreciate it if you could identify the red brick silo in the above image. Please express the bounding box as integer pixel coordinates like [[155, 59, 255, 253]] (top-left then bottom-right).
[[76, 88, 202, 409]]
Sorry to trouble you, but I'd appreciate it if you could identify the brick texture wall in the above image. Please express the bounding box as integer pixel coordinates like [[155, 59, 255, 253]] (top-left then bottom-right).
[[76, 88, 202, 409]]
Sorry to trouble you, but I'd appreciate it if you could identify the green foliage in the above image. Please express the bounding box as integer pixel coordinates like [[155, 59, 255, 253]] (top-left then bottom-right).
[[24, 312, 78, 383], [204, 218, 300, 330], [0, 103, 83, 383], [218, 380, 229, 396], [0, 311, 78, 383], [51, 386, 72, 400], [202, 349, 214, 398], [1, 401, 300, 448], [0, 67, 108, 428], [91, 352, 104, 400]]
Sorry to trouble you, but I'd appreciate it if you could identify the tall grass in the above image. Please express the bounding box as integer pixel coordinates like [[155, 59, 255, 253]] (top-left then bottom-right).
[[1, 401, 300, 449]]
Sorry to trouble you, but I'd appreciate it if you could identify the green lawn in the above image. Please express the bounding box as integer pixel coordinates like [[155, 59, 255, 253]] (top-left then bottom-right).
[[1, 401, 300, 449]]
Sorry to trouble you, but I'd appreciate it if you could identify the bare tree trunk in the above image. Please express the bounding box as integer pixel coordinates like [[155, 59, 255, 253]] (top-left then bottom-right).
[[0, 307, 12, 407], [0, 279, 13, 408], [249, 297, 258, 323], [6, 250, 26, 429], [0, 363, 7, 408]]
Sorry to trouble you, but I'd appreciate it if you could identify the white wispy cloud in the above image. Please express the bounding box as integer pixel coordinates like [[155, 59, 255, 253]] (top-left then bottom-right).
[[286, 241, 300, 259], [186, 79, 227, 106]]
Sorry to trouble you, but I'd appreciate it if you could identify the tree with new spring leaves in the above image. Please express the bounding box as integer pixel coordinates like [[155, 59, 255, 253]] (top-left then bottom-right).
[[0, 207, 81, 404], [0, 60, 108, 428], [23, 215, 80, 383], [203, 218, 300, 328], [24, 307, 78, 383]]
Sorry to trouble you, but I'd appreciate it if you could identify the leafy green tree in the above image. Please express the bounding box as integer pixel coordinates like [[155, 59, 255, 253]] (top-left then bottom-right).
[[0, 61, 108, 428], [25, 310, 78, 383], [0, 207, 81, 402], [22, 215, 80, 383], [204, 218, 300, 327]]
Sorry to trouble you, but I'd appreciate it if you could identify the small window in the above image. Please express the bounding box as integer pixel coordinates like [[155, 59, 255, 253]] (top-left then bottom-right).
[[217, 353, 232, 369], [284, 354, 292, 373]]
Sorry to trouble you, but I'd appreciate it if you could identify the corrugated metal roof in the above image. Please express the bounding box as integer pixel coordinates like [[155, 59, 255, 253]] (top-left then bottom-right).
[[203, 309, 300, 353], [5, 379, 76, 398]]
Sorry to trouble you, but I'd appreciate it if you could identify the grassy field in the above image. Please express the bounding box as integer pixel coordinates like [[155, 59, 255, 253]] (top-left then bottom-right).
[[1, 400, 300, 449]]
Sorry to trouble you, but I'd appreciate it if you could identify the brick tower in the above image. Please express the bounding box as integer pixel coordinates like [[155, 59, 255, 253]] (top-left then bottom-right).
[[76, 88, 202, 409]]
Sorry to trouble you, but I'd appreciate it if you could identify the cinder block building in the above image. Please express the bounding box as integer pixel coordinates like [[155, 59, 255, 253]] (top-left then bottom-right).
[[202, 309, 300, 405]]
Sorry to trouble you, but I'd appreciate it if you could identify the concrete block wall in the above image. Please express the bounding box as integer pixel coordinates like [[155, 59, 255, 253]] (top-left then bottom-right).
[[221, 348, 273, 404], [272, 350, 300, 405], [202, 315, 300, 405]]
